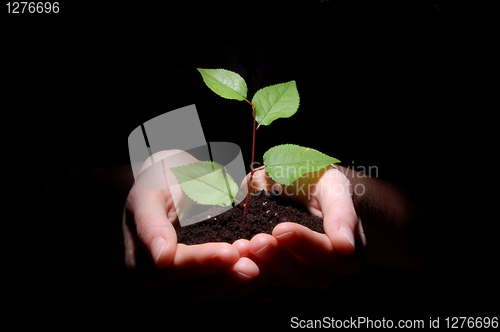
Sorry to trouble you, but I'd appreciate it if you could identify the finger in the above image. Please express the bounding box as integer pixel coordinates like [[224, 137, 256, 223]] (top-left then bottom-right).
[[181, 257, 259, 300], [130, 187, 178, 268], [232, 239, 250, 257], [231, 257, 260, 282], [272, 222, 336, 270], [155, 246, 257, 300], [318, 169, 358, 256], [242, 166, 282, 193], [168, 256, 259, 300], [170, 243, 240, 276], [137, 149, 199, 224], [248, 234, 317, 288], [218, 263, 276, 301]]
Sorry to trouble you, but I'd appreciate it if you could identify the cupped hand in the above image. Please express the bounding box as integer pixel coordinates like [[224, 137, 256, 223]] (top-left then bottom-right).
[[236, 165, 366, 289], [122, 150, 259, 299]]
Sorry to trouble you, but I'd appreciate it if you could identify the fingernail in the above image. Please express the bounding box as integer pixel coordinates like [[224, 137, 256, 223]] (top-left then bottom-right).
[[151, 237, 167, 264], [275, 231, 295, 239], [255, 244, 270, 254], [237, 271, 254, 279], [339, 224, 355, 249]]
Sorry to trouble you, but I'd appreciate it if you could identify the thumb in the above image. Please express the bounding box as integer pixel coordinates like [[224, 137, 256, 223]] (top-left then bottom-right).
[[318, 169, 358, 256], [241, 166, 281, 193], [128, 186, 178, 268], [137, 149, 199, 222]]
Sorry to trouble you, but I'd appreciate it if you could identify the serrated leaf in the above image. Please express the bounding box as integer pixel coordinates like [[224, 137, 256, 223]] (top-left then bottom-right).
[[252, 80, 299, 126], [197, 68, 247, 101], [263, 144, 340, 185], [171, 161, 238, 207]]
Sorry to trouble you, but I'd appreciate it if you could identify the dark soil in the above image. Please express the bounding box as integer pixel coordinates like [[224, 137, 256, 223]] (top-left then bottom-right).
[[176, 190, 324, 245]]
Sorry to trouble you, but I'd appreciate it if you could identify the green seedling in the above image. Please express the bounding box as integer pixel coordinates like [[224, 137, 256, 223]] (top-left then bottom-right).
[[171, 68, 340, 217]]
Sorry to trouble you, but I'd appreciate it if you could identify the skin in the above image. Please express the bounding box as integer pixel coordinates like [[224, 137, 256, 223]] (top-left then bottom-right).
[[234, 165, 366, 290], [123, 150, 433, 299], [123, 150, 259, 299]]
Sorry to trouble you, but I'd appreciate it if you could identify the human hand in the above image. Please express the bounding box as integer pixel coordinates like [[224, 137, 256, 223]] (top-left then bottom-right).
[[122, 150, 259, 299], [234, 165, 366, 289]]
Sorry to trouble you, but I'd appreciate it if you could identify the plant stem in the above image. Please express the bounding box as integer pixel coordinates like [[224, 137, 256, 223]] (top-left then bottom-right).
[[243, 99, 257, 218]]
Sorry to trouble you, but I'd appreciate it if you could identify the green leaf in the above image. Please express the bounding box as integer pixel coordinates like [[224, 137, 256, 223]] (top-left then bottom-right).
[[263, 144, 340, 185], [171, 161, 238, 207], [252, 80, 300, 126], [197, 68, 247, 101]]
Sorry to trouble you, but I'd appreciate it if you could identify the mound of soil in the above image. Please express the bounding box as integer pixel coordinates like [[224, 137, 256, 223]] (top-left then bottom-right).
[[176, 190, 324, 245]]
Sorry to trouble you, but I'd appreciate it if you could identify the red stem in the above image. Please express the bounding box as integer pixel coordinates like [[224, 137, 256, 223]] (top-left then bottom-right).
[[243, 100, 257, 218]]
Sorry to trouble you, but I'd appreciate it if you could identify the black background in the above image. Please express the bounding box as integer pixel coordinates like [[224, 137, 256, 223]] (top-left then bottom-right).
[[2, 1, 496, 329]]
